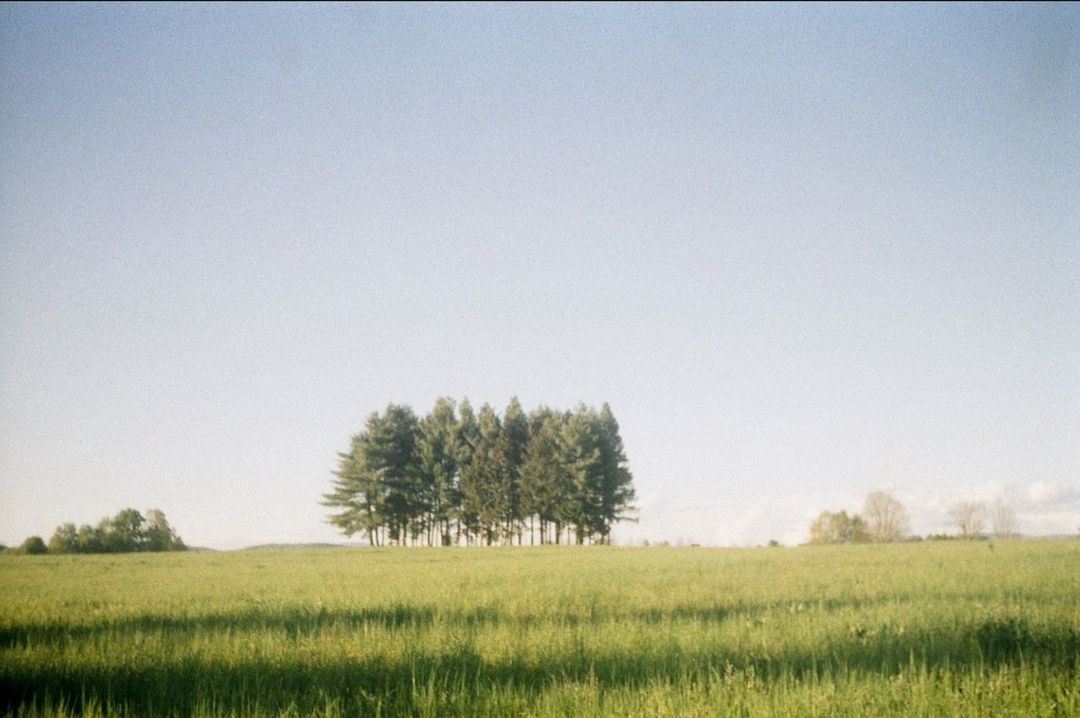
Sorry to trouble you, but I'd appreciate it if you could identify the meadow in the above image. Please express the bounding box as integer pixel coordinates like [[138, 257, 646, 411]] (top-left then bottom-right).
[[1, 541, 1078, 717]]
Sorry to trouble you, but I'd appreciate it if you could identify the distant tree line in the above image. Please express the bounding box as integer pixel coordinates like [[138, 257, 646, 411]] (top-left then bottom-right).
[[947, 499, 1019, 539], [807, 492, 1021, 544], [323, 398, 636, 546], [808, 492, 912, 544], [35, 508, 187, 554], [808, 510, 871, 545]]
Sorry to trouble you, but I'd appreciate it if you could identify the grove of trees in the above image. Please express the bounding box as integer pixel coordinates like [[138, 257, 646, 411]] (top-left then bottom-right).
[[809, 493, 1022, 544], [988, 500, 1020, 538], [948, 501, 985, 539], [946, 500, 1020, 539], [323, 398, 636, 546], [807, 510, 868, 544], [45, 508, 186, 554], [808, 492, 911, 545]]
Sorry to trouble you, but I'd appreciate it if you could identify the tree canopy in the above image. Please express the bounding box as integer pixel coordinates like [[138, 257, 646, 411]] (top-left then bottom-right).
[[324, 398, 637, 546], [15, 536, 47, 555], [807, 510, 869, 545], [948, 501, 986, 539], [45, 508, 186, 554], [862, 491, 910, 543]]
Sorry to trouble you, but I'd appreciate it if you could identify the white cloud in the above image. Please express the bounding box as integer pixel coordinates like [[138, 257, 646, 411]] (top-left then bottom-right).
[[613, 479, 1080, 546], [1024, 481, 1080, 509], [898, 481, 1080, 536]]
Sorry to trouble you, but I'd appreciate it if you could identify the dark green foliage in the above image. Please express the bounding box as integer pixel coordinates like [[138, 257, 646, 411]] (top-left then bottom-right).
[[376, 406, 424, 544], [45, 509, 186, 554], [325, 398, 637, 546], [459, 404, 510, 545], [323, 430, 383, 545], [47, 524, 78, 554], [144, 510, 186, 552], [103, 509, 145, 552], [75, 524, 104, 553], [501, 398, 529, 542], [15, 536, 47, 555], [417, 397, 461, 546], [520, 407, 571, 545], [596, 403, 636, 541], [323, 406, 423, 546], [558, 405, 607, 544]]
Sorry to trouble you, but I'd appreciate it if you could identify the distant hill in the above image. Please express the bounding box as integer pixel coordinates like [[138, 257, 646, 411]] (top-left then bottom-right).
[[239, 543, 364, 551]]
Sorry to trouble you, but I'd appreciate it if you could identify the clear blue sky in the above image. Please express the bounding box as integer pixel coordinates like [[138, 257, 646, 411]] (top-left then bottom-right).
[[2, 3, 1077, 548]]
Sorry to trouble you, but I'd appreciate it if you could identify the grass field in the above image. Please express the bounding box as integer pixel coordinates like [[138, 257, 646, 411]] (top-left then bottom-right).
[[2, 541, 1078, 717]]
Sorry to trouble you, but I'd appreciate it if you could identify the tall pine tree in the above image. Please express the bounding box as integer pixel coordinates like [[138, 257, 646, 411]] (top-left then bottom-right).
[[459, 404, 508, 545], [323, 414, 385, 546], [520, 407, 570, 544], [417, 397, 460, 546], [596, 402, 636, 543], [501, 397, 529, 543]]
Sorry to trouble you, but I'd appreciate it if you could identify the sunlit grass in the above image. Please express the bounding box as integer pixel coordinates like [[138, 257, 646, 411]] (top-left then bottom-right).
[[2, 541, 1078, 716]]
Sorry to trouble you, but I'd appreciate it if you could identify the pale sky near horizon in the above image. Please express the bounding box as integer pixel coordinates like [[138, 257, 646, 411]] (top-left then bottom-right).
[[2, 3, 1077, 549]]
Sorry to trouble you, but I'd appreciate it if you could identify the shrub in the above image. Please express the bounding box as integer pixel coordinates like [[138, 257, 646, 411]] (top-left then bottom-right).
[[16, 536, 47, 555]]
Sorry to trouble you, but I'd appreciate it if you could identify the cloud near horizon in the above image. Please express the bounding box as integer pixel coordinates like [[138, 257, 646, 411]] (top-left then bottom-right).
[[612, 480, 1080, 546]]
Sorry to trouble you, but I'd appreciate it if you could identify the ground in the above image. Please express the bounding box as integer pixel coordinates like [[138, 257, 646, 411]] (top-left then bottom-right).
[[2, 540, 1078, 716]]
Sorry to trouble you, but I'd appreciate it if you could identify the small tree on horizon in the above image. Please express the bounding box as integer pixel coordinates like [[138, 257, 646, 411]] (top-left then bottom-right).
[[16, 536, 47, 555], [948, 501, 986, 539], [863, 491, 910, 543], [989, 500, 1020, 538], [807, 510, 868, 545]]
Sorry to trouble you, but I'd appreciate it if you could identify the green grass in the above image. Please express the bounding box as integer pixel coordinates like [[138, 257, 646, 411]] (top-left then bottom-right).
[[2, 541, 1078, 716]]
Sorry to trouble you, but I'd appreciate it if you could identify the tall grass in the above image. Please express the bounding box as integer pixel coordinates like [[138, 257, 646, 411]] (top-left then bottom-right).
[[2, 541, 1078, 716]]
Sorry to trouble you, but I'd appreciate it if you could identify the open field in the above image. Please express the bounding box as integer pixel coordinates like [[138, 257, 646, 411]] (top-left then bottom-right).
[[2, 541, 1078, 717]]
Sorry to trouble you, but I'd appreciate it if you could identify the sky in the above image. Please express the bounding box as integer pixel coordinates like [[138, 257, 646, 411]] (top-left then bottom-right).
[[1, 3, 1077, 549]]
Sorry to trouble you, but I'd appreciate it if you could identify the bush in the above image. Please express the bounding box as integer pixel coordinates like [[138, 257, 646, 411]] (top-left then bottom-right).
[[16, 536, 47, 555]]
